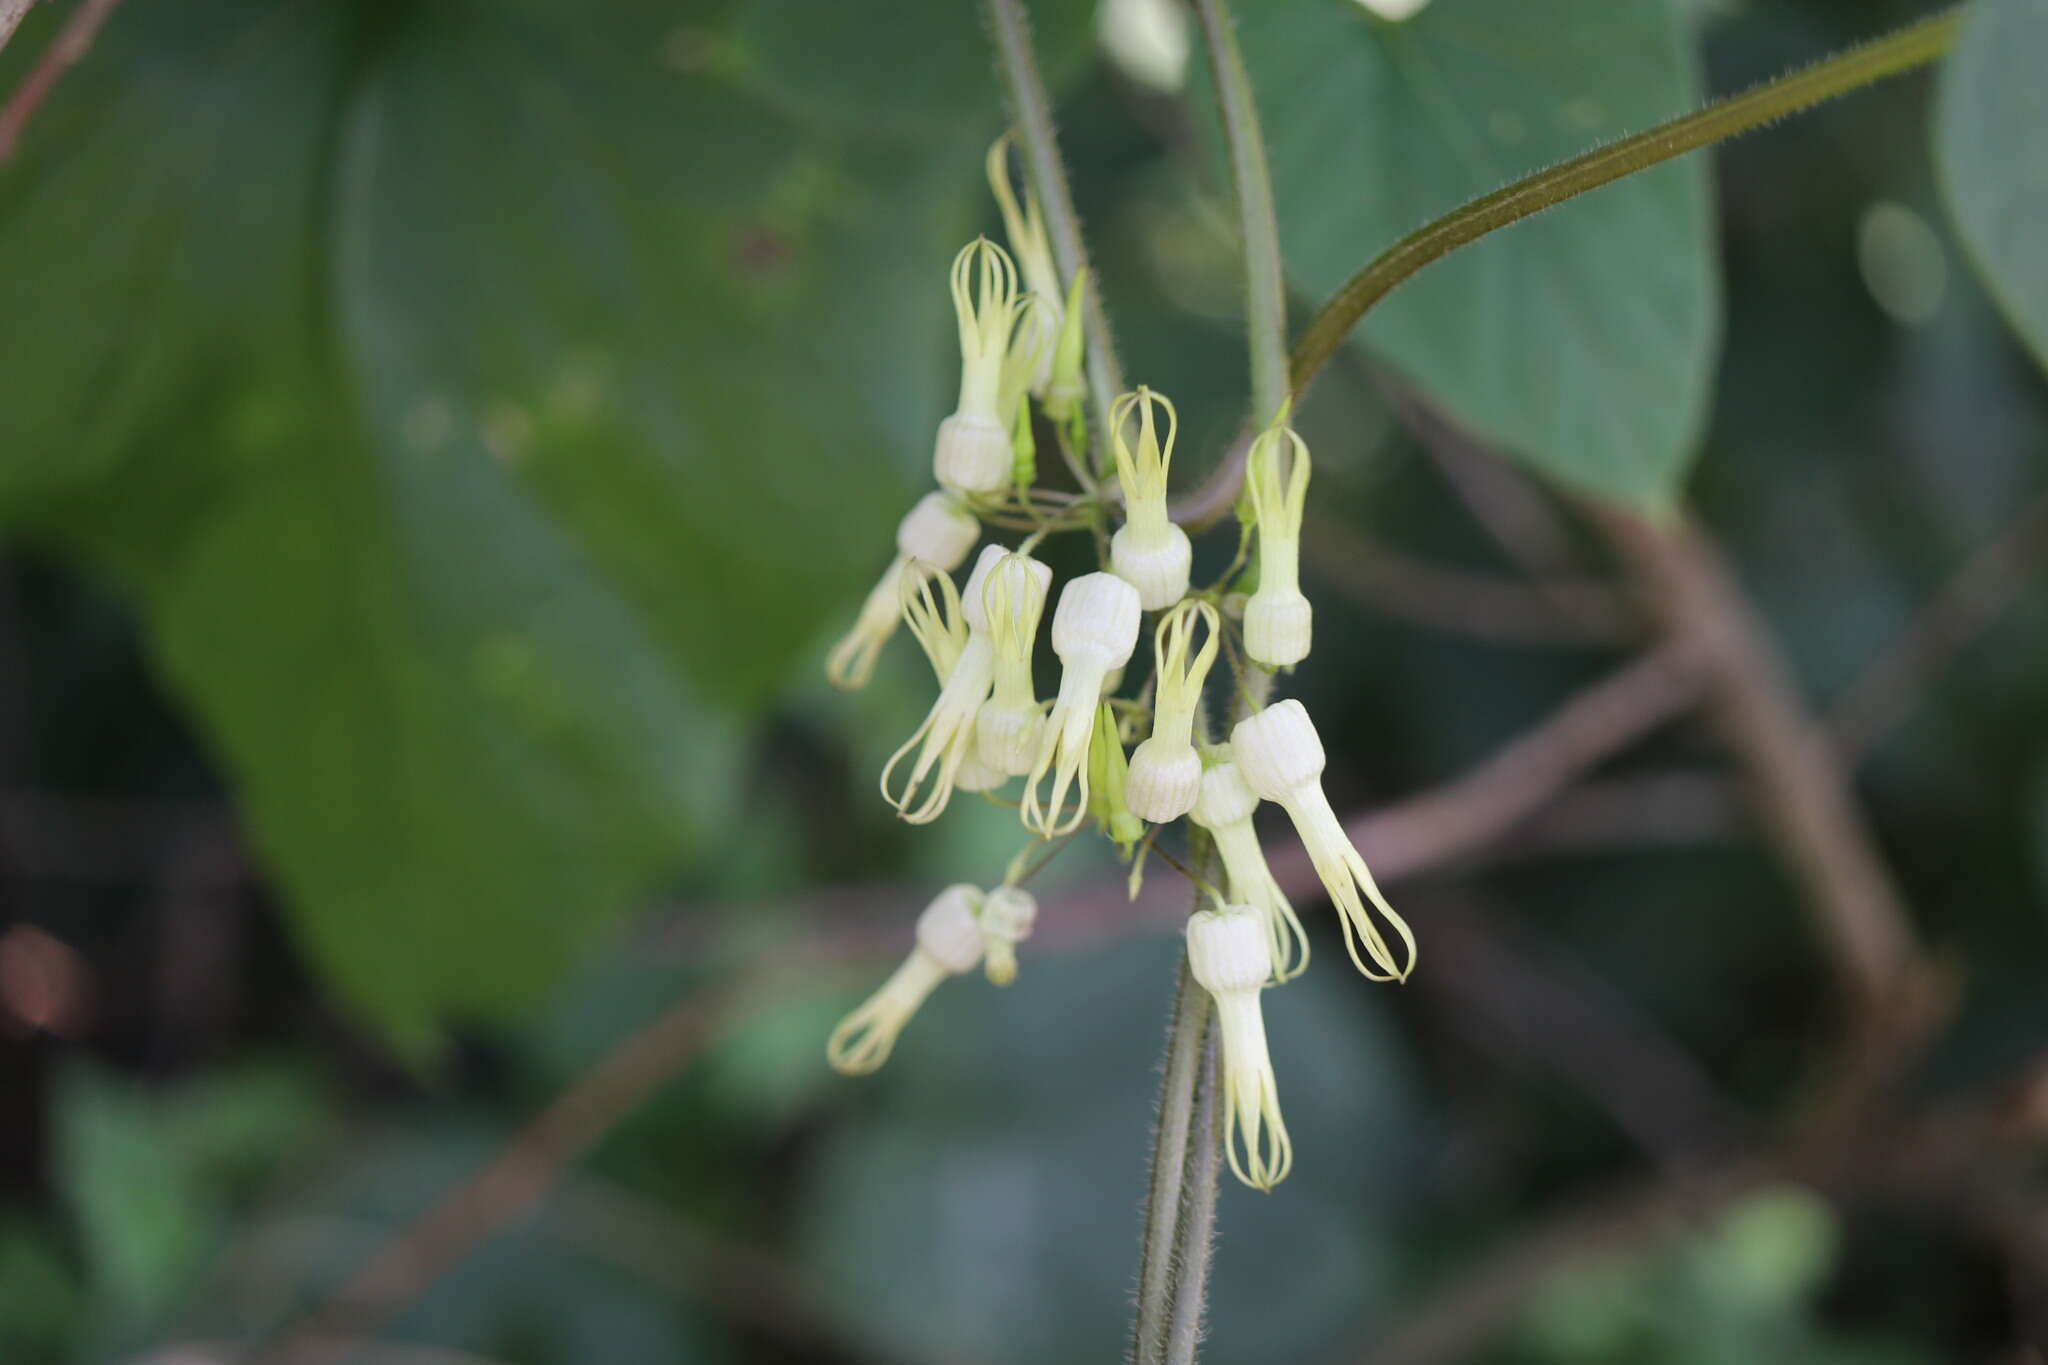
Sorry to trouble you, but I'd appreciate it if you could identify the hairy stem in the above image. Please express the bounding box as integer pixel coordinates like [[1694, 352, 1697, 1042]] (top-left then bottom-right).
[[1193, 0, 1289, 427], [1133, 958, 1214, 1365], [1164, 1023, 1224, 1365], [1287, 6, 1965, 396], [982, 0, 1128, 473]]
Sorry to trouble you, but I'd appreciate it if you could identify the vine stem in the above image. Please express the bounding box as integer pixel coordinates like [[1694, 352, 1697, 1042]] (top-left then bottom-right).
[[1286, 5, 1964, 397], [1133, 957, 1214, 1365], [982, 0, 1128, 475], [1192, 0, 1289, 428]]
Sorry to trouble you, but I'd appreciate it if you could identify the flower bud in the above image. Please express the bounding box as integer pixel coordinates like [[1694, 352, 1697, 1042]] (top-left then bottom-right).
[[1049, 571, 1142, 668], [1043, 269, 1090, 423], [1187, 903, 1273, 995], [1243, 590, 1311, 672], [1186, 905, 1292, 1190], [827, 885, 986, 1074], [1228, 700, 1415, 982], [1107, 388, 1191, 609], [897, 491, 981, 566], [1025, 573, 1142, 836], [1126, 742, 1201, 824], [934, 411, 1014, 496], [1191, 757, 1259, 830], [979, 885, 1038, 986], [1243, 411, 1312, 667], [1230, 697, 1326, 800], [915, 884, 988, 973]]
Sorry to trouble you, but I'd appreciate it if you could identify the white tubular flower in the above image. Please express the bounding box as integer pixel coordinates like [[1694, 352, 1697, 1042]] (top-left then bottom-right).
[[881, 545, 1012, 824], [987, 134, 1063, 395], [1024, 572, 1142, 836], [1108, 388, 1192, 609], [935, 239, 1033, 496], [827, 885, 986, 1075], [825, 492, 980, 690], [1231, 699, 1416, 982], [1190, 759, 1310, 982], [900, 558, 968, 682], [1186, 904, 1293, 1191], [979, 885, 1039, 986], [1243, 413, 1312, 668], [1126, 600, 1219, 822], [974, 549, 1055, 776]]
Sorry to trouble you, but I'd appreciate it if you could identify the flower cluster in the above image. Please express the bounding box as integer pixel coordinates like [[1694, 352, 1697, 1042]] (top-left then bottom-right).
[[823, 137, 1417, 1190]]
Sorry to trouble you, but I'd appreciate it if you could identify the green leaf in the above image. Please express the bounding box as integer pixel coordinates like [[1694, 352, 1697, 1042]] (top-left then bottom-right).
[[1934, 0, 2048, 376], [1214, 0, 1720, 505], [54, 1063, 327, 1353], [0, 0, 1077, 1040]]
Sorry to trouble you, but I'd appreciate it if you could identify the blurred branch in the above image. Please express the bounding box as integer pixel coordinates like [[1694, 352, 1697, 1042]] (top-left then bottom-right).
[[0, 0, 124, 161], [1827, 484, 2048, 762], [1600, 510, 1929, 1024], [983, 0, 1126, 466], [550, 1176, 909, 1365], [253, 977, 792, 1365], [1492, 772, 1746, 857], [1332, 642, 1708, 881], [1304, 521, 1638, 647], [1344, 1048, 2048, 1365], [1419, 897, 1751, 1161]]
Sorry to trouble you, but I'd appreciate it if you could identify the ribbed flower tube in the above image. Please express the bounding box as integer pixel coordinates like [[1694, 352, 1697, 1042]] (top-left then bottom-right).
[[973, 549, 1054, 776], [825, 492, 980, 689], [1186, 904, 1293, 1191], [1125, 600, 1219, 822], [827, 885, 985, 1074], [1189, 759, 1309, 982], [935, 239, 1034, 496], [1107, 388, 1192, 609], [881, 545, 1013, 824], [1023, 572, 1141, 837], [1230, 699, 1417, 981], [1243, 414, 1312, 669]]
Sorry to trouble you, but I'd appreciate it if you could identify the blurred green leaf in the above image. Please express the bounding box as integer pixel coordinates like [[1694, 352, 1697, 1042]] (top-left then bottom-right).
[[1211, 0, 1718, 505], [0, 0, 1087, 1039], [1934, 0, 2048, 376], [0, 1219, 84, 1365], [730, 0, 1100, 134], [54, 1062, 328, 1353]]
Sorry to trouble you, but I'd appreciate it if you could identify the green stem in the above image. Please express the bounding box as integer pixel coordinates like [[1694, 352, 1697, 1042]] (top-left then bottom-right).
[[1163, 1026, 1223, 1365], [1193, 0, 1289, 427], [1288, 6, 1966, 396], [982, 0, 1129, 477], [1132, 959, 1213, 1365]]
